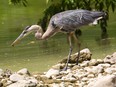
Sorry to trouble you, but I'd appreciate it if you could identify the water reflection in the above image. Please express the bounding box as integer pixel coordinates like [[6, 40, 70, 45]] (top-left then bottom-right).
[[95, 37, 110, 46]]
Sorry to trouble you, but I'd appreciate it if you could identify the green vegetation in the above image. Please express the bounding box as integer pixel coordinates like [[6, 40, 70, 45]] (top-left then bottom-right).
[[0, 0, 115, 72]]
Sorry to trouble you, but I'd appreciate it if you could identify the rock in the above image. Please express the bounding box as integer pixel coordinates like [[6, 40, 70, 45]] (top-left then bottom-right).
[[7, 82, 26, 87], [80, 61, 90, 67], [51, 83, 59, 87], [8, 77, 37, 87], [84, 67, 92, 72], [0, 50, 116, 87], [45, 68, 60, 78], [89, 59, 98, 66], [17, 68, 30, 75], [75, 72, 88, 79], [84, 65, 104, 74], [92, 65, 104, 74], [98, 63, 111, 68], [1, 78, 8, 86], [0, 69, 3, 76], [0, 82, 3, 87], [6, 80, 12, 86], [88, 75, 116, 87], [105, 67, 116, 74], [72, 65, 80, 70], [59, 82, 65, 87], [72, 48, 92, 63], [7, 82, 37, 87], [4, 69, 12, 77], [59, 48, 92, 63], [104, 52, 116, 64], [96, 59, 104, 63], [9, 73, 24, 82], [81, 77, 88, 82], [87, 74, 95, 78], [61, 73, 76, 81], [18, 78, 38, 86]]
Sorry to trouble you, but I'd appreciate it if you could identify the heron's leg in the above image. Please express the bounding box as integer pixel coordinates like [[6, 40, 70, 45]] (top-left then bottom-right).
[[63, 33, 73, 70], [72, 33, 81, 65], [76, 42, 81, 65]]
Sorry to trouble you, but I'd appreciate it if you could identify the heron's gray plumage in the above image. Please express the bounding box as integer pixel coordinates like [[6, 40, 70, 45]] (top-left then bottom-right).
[[49, 9, 105, 33], [12, 9, 106, 70]]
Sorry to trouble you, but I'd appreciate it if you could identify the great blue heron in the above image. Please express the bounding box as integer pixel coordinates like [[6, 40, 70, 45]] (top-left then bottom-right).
[[11, 9, 106, 70]]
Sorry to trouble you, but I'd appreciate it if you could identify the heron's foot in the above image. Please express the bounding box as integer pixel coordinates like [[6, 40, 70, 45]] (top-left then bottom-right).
[[76, 61, 79, 65], [62, 67, 67, 71], [76, 53, 80, 65]]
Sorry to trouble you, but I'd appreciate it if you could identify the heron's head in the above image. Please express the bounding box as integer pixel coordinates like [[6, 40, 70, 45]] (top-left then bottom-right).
[[11, 25, 41, 46]]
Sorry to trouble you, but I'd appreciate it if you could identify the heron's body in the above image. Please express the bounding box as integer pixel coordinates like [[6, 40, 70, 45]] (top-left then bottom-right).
[[42, 9, 105, 39], [51, 10, 103, 31], [12, 9, 106, 70]]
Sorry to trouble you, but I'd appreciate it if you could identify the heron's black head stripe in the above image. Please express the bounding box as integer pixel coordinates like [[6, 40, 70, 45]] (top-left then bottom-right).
[[25, 25, 31, 30]]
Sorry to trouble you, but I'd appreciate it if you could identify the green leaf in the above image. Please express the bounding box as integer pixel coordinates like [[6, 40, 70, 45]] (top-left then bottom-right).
[[111, 2, 115, 12]]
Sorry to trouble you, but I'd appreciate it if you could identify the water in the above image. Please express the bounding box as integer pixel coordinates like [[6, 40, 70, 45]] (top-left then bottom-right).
[[0, 0, 116, 72]]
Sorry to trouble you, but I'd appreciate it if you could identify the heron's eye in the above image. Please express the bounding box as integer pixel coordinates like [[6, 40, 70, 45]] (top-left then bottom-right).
[[52, 21, 57, 28]]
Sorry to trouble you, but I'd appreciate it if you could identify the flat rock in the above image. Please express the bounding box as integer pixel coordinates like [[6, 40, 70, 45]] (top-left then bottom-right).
[[9, 73, 24, 82], [8, 77, 37, 87], [17, 68, 30, 75], [45, 68, 60, 78], [59, 48, 92, 63], [88, 75, 116, 87], [104, 52, 116, 64]]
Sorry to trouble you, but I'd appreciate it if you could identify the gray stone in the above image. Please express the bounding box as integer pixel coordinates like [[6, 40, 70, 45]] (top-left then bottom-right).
[[88, 75, 116, 87], [87, 74, 95, 78], [4, 69, 12, 77], [92, 65, 104, 74], [8, 77, 37, 87], [96, 59, 104, 63], [89, 59, 98, 66], [105, 68, 116, 74], [0, 69, 3, 76], [6, 80, 12, 86], [9, 73, 24, 82], [61, 73, 76, 81], [17, 68, 30, 75], [45, 68, 60, 78], [51, 83, 59, 87], [81, 77, 88, 82], [7, 82, 37, 87], [59, 48, 92, 63], [104, 52, 116, 64], [98, 63, 111, 68], [80, 61, 90, 67]]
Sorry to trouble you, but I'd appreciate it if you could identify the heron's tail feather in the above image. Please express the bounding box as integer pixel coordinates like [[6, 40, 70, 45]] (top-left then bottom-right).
[[91, 11, 106, 19], [90, 11, 107, 25]]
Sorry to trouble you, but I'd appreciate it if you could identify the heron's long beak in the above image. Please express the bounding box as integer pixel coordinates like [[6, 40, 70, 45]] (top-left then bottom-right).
[[11, 30, 31, 46], [11, 33, 24, 46]]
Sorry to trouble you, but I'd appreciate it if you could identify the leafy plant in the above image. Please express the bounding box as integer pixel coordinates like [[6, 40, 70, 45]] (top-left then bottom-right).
[[9, 0, 28, 6]]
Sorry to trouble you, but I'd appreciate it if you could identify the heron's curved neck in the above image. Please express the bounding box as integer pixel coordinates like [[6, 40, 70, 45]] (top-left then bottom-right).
[[35, 26, 44, 40], [35, 25, 55, 40]]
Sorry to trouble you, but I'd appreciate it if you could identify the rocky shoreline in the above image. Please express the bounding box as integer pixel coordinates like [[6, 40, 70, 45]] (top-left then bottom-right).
[[0, 48, 116, 87]]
